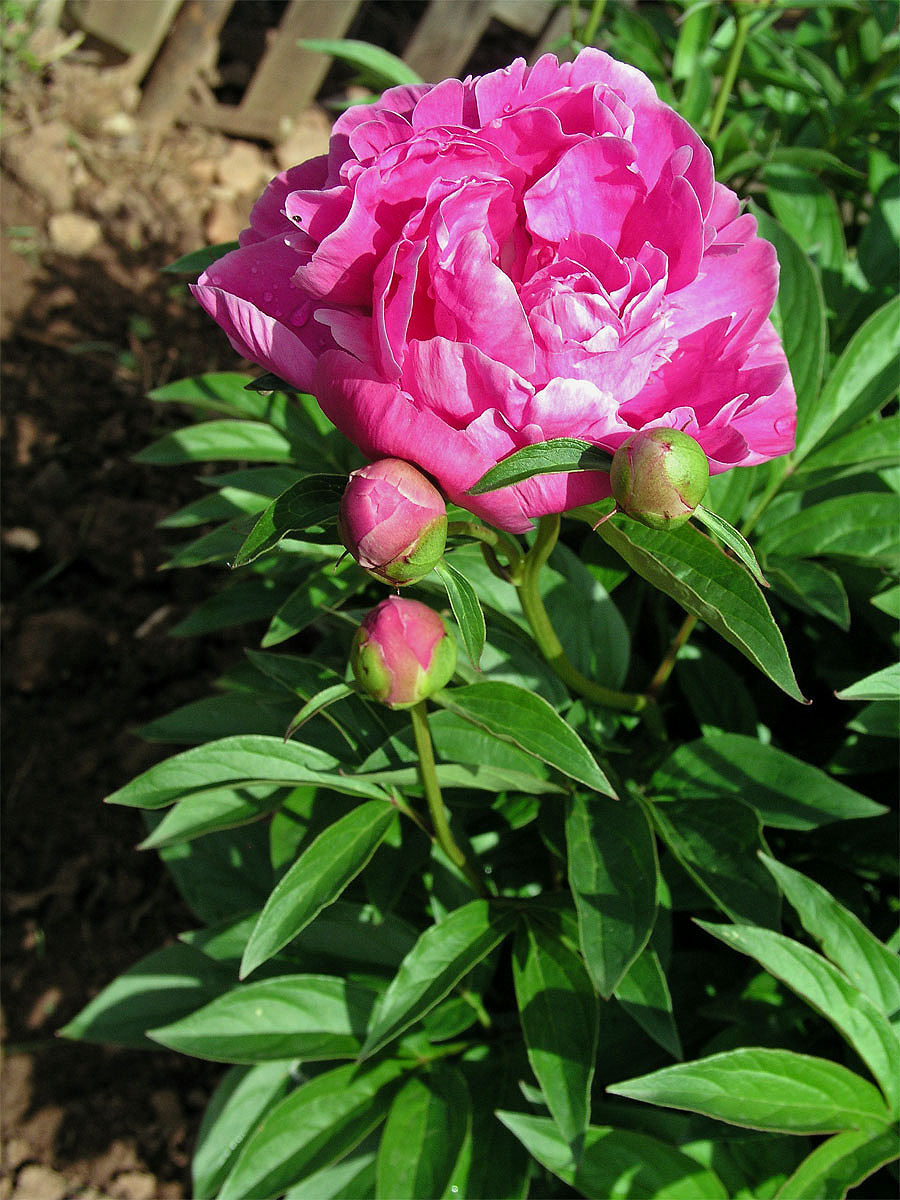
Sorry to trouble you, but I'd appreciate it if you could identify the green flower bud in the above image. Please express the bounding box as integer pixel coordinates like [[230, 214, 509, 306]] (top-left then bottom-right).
[[610, 428, 709, 530], [350, 596, 457, 709]]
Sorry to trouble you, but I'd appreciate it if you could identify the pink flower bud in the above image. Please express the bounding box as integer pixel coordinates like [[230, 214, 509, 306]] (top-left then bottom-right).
[[350, 596, 457, 709], [610, 428, 710, 531], [339, 459, 447, 586]]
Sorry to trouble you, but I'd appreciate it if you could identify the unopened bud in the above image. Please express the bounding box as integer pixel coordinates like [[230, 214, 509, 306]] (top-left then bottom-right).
[[339, 459, 447, 586], [610, 429, 709, 531], [350, 596, 457, 709]]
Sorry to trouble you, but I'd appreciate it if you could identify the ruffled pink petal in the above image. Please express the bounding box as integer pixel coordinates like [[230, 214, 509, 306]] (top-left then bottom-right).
[[243, 158, 329, 245], [402, 336, 534, 426]]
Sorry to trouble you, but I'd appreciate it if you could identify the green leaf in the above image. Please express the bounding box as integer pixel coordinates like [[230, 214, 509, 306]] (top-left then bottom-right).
[[757, 494, 899, 567], [693, 506, 768, 587], [284, 683, 357, 742], [105, 735, 389, 809], [849, 701, 898, 739], [775, 1126, 900, 1200], [376, 1065, 472, 1199], [764, 164, 845, 272], [652, 735, 886, 829], [361, 900, 515, 1059], [614, 944, 683, 1060], [240, 801, 398, 978], [497, 1111, 729, 1199], [169, 578, 296, 637], [793, 416, 900, 486], [233, 475, 346, 566], [697, 923, 900, 1113], [298, 37, 424, 85], [434, 681, 616, 796], [759, 856, 900, 1025], [162, 241, 238, 274], [134, 419, 296, 464], [513, 918, 599, 1141], [793, 295, 900, 463], [218, 1059, 407, 1200], [284, 1142, 377, 1200], [565, 791, 658, 997], [608, 1047, 892, 1134], [139, 694, 294, 744], [650, 798, 781, 928], [752, 207, 827, 426], [138, 785, 283, 849], [593, 516, 806, 702], [435, 560, 486, 667], [764, 557, 850, 629], [467, 438, 612, 495], [149, 974, 379, 1063], [836, 664, 899, 702], [262, 557, 369, 647], [149, 372, 290, 423], [192, 1062, 294, 1199], [58, 944, 231, 1049]]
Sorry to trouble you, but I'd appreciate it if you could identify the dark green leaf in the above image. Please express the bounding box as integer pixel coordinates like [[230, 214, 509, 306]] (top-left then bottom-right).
[[593, 516, 806, 702], [775, 1126, 900, 1200], [793, 416, 900, 485], [192, 1062, 294, 1199], [139, 694, 294, 744], [376, 1065, 472, 1199], [434, 681, 616, 796], [698, 923, 900, 1112], [138, 785, 283, 849], [134, 420, 295, 465], [693, 506, 768, 587], [497, 1112, 729, 1199], [150, 974, 379, 1063], [608, 1048, 893, 1133], [361, 900, 515, 1058], [217, 1060, 407, 1200], [650, 797, 781, 927], [162, 242, 238, 274], [513, 918, 599, 1141], [435, 560, 486, 667], [284, 1142, 377, 1200], [241, 801, 398, 978], [765, 557, 850, 629], [764, 164, 845, 272], [467, 438, 612, 495], [58, 944, 231, 1049], [106, 735, 389, 809], [757, 494, 899, 567], [614, 944, 682, 1060], [262, 558, 369, 647], [233, 475, 346, 567], [566, 791, 658, 997], [835, 664, 899, 702], [652, 735, 886, 829]]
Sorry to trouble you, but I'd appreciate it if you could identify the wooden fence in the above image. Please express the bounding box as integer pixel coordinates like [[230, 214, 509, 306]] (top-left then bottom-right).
[[67, 0, 567, 142]]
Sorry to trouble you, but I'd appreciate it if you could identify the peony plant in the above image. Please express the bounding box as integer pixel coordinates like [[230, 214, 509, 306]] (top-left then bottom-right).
[[64, 7, 899, 1200]]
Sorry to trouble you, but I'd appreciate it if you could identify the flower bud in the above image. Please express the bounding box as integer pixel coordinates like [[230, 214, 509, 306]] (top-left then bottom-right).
[[339, 459, 447, 586], [350, 596, 457, 709], [610, 428, 709, 531]]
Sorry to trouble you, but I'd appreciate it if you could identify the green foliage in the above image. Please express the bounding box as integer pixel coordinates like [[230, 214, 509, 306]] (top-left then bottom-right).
[[65, 8, 898, 1198]]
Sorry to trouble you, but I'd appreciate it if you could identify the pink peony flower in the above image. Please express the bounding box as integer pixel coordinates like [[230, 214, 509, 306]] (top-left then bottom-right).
[[194, 49, 796, 533]]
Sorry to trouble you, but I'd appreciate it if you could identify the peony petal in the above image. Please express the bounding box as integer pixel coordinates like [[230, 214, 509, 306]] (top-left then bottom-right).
[[244, 158, 329, 244], [402, 336, 534, 426]]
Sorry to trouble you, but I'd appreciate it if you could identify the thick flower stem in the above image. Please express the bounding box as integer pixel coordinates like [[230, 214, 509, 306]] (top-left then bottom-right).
[[409, 701, 486, 895], [707, 2, 752, 142], [447, 520, 524, 582], [516, 515, 648, 714]]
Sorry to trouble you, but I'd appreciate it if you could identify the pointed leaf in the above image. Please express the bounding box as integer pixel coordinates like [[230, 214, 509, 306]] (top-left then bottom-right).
[[594, 516, 805, 702], [608, 1048, 892, 1134], [192, 1062, 294, 1200], [436, 560, 486, 667], [760, 856, 900, 1024], [298, 36, 424, 85], [697, 923, 900, 1113], [757, 494, 900, 567], [693, 506, 768, 587], [241, 801, 397, 978], [285, 683, 356, 741], [361, 900, 515, 1058], [614, 944, 682, 1060], [836, 664, 899, 702], [163, 241, 240, 274], [233, 475, 345, 567], [497, 1112, 728, 1199], [513, 918, 599, 1141], [134, 419, 295, 464], [284, 1143, 377, 1200], [150, 974, 379, 1063], [775, 1127, 900, 1200], [565, 791, 658, 997], [263, 557, 369, 647], [105, 735, 389, 809], [467, 438, 612, 495], [435, 681, 616, 796], [652, 735, 886, 829], [218, 1060, 407, 1200], [376, 1065, 472, 1199]]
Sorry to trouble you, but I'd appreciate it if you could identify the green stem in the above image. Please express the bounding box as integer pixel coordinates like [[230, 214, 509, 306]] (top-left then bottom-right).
[[647, 612, 697, 699], [707, 2, 752, 143], [580, 0, 607, 46], [447, 520, 524, 582], [516, 515, 647, 714], [409, 701, 486, 895]]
